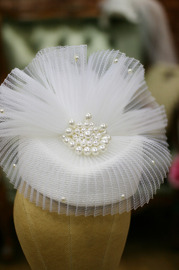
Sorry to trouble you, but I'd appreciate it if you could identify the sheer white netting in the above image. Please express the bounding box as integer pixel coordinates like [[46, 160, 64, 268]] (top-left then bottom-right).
[[0, 45, 171, 216]]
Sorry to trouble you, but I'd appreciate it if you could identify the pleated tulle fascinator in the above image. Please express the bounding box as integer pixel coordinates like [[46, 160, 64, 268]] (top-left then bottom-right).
[[0, 45, 171, 216]]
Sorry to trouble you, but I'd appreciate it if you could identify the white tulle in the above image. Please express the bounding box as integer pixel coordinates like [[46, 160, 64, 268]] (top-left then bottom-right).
[[0, 45, 171, 216]]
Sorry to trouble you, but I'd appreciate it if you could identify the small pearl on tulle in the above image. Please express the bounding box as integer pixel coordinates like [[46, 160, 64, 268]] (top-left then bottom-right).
[[13, 163, 16, 168], [114, 59, 118, 63], [74, 55, 79, 61], [62, 114, 111, 156], [128, 68, 133, 74], [121, 194, 125, 199], [151, 160, 155, 165], [61, 196, 66, 202], [0, 109, 4, 113]]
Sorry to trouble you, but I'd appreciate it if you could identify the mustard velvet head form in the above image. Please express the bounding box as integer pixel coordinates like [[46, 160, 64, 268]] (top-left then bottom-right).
[[0, 45, 171, 216]]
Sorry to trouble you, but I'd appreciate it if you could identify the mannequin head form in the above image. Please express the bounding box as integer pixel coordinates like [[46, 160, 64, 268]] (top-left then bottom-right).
[[14, 191, 131, 270]]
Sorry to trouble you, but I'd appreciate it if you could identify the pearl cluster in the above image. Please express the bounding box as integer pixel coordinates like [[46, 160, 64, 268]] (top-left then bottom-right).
[[61, 113, 111, 156]]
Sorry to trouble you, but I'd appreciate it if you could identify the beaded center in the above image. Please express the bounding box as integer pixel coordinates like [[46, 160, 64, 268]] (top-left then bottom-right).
[[61, 113, 111, 156]]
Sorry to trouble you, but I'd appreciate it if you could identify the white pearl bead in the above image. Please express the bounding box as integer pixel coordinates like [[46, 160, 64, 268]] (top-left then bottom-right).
[[79, 133, 84, 138], [61, 196, 66, 202], [99, 145, 106, 152], [121, 194, 125, 199], [68, 140, 76, 149], [85, 130, 91, 137], [93, 127, 98, 132], [62, 135, 66, 139], [93, 140, 99, 146], [74, 55, 79, 61], [100, 123, 107, 129], [64, 137, 70, 144], [128, 68, 133, 74], [0, 109, 4, 113], [76, 146, 83, 155], [84, 122, 89, 127], [100, 139, 108, 145], [114, 58, 118, 63], [87, 141, 93, 147], [89, 122, 94, 127], [105, 134, 111, 140], [92, 147, 99, 156], [69, 119, 75, 127], [75, 128, 80, 134], [75, 138, 81, 145], [84, 147, 91, 156], [81, 127, 86, 132], [73, 134, 78, 140], [101, 136, 109, 143], [85, 113, 92, 120], [13, 163, 16, 168], [77, 122, 83, 128], [81, 139, 87, 147], [66, 127, 73, 136]]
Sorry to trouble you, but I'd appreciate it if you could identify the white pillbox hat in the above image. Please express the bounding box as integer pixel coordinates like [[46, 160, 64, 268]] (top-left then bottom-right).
[[0, 45, 171, 216]]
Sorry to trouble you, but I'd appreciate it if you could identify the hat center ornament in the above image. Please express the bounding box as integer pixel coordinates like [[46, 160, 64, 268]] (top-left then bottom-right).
[[62, 113, 111, 156]]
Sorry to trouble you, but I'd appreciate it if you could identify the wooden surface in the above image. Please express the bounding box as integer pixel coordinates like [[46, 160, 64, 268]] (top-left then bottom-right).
[[0, 0, 100, 20]]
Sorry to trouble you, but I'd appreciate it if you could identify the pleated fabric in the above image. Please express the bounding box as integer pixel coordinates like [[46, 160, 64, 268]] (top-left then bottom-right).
[[0, 45, 171, 216]]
